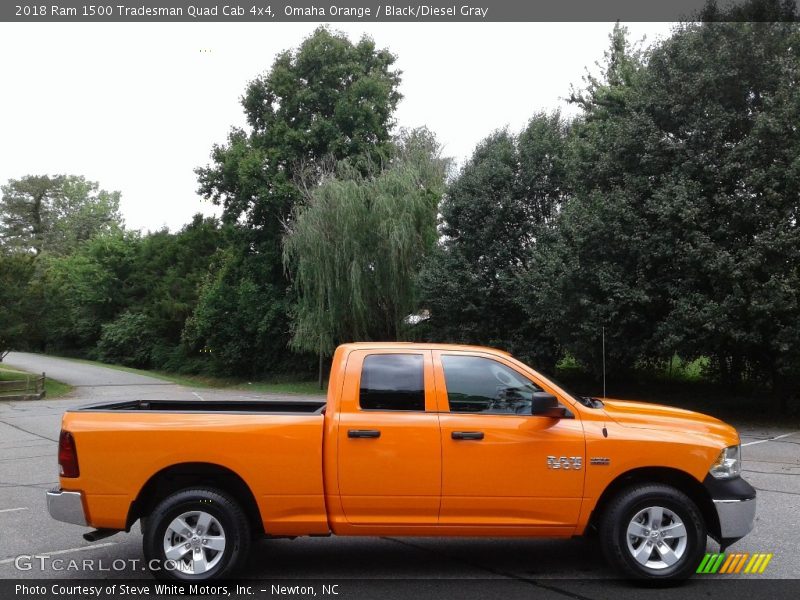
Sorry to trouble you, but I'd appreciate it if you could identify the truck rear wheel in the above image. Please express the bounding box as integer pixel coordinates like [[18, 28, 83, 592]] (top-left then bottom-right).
[[599, 483, 706, 583], [143, 487, 250, 581]]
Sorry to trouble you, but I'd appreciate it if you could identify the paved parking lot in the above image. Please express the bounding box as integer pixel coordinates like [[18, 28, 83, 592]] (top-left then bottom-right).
[[1, 352, 798, 598]]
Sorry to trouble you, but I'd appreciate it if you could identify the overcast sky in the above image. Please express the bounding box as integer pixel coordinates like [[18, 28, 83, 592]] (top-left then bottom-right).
[[0, 22, 673, 232]]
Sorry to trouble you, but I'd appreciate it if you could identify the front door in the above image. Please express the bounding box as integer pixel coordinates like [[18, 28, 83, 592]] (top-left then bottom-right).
[[434, 351, 585, 528], [337, 350, 441, 526]]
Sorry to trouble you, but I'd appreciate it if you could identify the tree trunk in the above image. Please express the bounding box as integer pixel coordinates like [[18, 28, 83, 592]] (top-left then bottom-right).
[[318, 347, 324, 391], [32, 191, 44, 255]]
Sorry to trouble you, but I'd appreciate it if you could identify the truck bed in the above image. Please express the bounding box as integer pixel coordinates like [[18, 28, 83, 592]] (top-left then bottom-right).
[[61, 398, 329, 535], [73, 398, 327, 413]]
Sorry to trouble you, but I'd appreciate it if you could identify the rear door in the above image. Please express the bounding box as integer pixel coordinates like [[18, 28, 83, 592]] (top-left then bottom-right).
[[337, 349, 441, 525]]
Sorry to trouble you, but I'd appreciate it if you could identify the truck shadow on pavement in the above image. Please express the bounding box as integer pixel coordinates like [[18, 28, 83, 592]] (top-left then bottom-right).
[[243, 536, 787, 599], [246, 535, 608, 579]]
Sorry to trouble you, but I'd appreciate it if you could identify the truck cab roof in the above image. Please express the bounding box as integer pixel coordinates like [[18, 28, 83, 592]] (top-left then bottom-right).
[[337, 342, 512, 355]]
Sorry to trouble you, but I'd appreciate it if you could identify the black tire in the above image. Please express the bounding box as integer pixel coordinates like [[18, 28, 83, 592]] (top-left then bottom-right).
[[599, 483, 706, 583], [143, 487, 250, 581]]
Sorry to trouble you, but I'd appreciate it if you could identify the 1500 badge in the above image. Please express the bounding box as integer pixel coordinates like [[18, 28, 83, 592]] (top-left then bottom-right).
[[547, 456, 583, 470]]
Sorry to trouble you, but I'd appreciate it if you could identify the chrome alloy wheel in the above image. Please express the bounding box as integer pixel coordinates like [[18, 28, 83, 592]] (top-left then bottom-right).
[[625, 505, 688, 570], [163, 510, 227, 575]]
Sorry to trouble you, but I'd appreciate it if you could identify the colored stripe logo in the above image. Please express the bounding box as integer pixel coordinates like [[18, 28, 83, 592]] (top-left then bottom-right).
[[697, 553, 773, 574]]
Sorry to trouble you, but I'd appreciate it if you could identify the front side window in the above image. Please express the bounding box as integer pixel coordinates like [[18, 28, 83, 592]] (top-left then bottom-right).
[[359, 354, 425, 411], [441, 355, 542, 414]]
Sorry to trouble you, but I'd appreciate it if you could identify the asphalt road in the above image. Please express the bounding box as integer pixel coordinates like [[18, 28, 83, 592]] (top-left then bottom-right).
[[1, 353, 798, 599], [2, 353, 174, 388]]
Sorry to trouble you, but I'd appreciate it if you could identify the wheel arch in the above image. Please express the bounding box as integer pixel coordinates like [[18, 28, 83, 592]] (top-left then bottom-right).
[[588, 466, 720, 540], [127, 462, 264, 536]]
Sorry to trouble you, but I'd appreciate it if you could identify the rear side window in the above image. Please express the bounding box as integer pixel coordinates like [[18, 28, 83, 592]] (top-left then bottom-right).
[[359, 354, 425, 411]]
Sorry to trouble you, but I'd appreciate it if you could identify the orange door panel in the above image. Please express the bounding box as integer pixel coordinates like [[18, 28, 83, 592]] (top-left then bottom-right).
[[434, 351, 585, 527], [336, 350, 442, 525]]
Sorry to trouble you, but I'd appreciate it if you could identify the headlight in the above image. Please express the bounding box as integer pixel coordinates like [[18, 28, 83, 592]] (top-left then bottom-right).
[[709, 444, 742, 479]]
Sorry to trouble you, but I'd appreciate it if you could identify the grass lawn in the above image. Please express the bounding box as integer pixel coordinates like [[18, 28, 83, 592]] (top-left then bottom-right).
[[55, 356, 326, 395], [238, 380, 326, 395], [0, 364, 73, 399]]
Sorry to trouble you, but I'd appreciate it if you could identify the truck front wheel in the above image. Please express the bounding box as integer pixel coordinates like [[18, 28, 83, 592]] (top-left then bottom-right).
[[143, 487, 251, 581], [599, 483, 706, 583]]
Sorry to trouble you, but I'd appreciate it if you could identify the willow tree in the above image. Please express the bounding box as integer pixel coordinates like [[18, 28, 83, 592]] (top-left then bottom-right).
[[283, 129, 446, 385]]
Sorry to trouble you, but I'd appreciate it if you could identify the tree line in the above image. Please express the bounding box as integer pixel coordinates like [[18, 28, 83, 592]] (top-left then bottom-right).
[[1, 1, 798, 410]]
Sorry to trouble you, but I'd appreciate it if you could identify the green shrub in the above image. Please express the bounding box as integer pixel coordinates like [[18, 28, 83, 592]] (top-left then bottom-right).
[[96, 312, 152, 368]]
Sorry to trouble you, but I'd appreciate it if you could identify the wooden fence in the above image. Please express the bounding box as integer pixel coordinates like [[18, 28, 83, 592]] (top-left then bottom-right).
[[0, 372, 46, 400]]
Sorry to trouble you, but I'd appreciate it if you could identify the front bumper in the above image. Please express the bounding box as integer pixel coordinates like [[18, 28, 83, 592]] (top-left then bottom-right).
[[46, 488, 87, 526], [714, 497, 756, 539], [703, 475, 756, 545]]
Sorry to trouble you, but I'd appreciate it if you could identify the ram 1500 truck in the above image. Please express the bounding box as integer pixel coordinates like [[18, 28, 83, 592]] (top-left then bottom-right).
[[47, 343, 755, 582]]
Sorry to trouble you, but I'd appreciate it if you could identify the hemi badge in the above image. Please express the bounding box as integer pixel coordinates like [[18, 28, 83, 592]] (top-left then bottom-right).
[[590, 457, 611, 465]]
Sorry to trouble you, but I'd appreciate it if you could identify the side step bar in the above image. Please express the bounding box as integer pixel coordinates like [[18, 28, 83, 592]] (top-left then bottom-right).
[[83, 528, 119, 542]]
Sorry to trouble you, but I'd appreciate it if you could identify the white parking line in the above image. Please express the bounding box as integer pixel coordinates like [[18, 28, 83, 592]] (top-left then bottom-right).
[[0, 542, 116, 565], [0, 507, 27, 513], [742, 431, 798, 447], [192, 391, 205, 401]]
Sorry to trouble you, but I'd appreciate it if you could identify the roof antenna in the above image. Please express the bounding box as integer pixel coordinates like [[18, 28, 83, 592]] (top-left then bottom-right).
[[602, 326, 606, 399]]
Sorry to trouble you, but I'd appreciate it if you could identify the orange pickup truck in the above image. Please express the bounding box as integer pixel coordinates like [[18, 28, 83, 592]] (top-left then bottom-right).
[[47, 343, 755, 582]]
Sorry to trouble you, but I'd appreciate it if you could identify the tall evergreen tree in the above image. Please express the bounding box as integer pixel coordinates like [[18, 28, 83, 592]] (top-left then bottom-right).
[[538, 3, 800, 393], [418, 113, 569, 370]]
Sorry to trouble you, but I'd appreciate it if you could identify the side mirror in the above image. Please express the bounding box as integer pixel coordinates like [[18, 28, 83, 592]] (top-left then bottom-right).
[[531, 392, 567, 418]]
